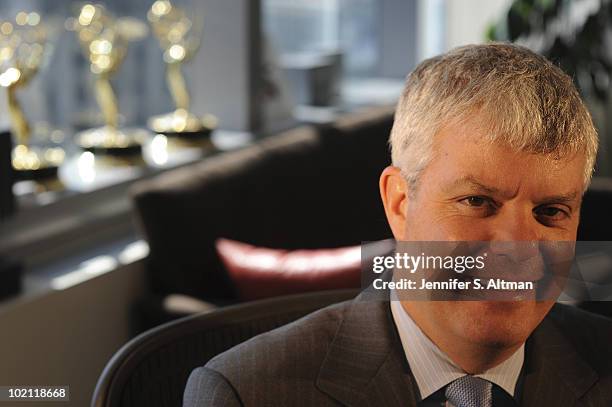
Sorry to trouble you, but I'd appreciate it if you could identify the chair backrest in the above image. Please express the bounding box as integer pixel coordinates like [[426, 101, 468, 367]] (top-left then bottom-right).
[[575, 177, 612, 318], [578, 177, 612, 241], [91, 289, 359, 407]]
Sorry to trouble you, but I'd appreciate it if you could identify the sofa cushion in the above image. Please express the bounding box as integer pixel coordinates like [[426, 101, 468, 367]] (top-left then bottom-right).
[[215, 238, 362, 301]]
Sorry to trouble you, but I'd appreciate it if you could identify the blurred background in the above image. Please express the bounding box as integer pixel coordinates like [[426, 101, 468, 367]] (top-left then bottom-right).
[[2, 1, 612, 406]]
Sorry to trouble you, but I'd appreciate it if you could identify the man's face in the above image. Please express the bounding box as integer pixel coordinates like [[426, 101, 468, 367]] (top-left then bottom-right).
[[380, 117, 587, 351]]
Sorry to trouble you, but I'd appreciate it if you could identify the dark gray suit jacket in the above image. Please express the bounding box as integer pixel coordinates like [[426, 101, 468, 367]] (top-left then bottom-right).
[[184, 294, 612, 406]]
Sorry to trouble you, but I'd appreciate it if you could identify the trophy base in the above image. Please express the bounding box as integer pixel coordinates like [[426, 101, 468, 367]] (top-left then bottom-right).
[[148, 110, 217, 140], [82, 144, 143, 157], [77, 127, 149, 157], [14, 165, 59, 182], [11, 145, 65, 182], [159, 128, 214, 140]]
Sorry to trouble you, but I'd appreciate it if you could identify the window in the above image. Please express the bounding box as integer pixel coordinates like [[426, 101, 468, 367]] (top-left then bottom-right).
[[262, 0, 415, 117], [0, 0, 257, 268]]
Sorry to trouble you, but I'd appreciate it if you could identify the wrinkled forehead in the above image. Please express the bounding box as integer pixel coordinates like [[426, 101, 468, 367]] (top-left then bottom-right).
[[432, 108, 588, 167], [428, 119, 588, 195]]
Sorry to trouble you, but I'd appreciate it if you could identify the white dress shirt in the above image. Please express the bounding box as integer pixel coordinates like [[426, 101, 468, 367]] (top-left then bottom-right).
[[390, 291, 524, 401]]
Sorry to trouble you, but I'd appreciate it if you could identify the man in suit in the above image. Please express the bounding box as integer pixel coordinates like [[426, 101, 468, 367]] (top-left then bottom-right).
[[184, 43, 612, 406]]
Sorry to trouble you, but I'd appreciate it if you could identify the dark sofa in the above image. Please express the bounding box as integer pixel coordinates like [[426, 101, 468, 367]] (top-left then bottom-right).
[[130, 106, 396, 329]]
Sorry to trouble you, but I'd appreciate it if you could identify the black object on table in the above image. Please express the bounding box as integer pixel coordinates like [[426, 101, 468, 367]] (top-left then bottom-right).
[[0, 256, 22, 300], [0, 130, 15, 220]]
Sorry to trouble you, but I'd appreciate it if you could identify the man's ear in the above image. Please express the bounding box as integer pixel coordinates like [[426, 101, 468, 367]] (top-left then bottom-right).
[[379, 166, 408, 240]]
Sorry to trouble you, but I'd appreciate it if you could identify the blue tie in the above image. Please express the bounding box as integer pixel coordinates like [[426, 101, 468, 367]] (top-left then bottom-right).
[[445, 375, 493, 407]]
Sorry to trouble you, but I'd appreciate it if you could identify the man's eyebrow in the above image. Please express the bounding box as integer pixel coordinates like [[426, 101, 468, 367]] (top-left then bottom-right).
[[534, 191, 579, 205], [443, 175, 502, 195], [443, 176, 581, 204]]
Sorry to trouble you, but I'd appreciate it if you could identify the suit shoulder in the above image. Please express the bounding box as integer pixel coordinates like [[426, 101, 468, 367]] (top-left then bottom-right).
[[549, 303, 612, 336], [548, 303, 612, 371], [184, 367, 242, 407], [206, 300, 351, 378]]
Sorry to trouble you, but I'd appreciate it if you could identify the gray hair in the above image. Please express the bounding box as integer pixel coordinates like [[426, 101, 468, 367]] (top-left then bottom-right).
[[389, 42, 598, 192]]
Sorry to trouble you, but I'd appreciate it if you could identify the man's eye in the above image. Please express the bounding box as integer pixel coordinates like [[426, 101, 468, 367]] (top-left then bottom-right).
[[460, 196, 490, 207], [534, 205, 569, 221], [458, 196, 497, 216]]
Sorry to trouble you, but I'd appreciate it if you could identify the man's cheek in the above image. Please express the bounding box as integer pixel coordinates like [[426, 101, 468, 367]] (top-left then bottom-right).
[[416, 216, 490, 241]]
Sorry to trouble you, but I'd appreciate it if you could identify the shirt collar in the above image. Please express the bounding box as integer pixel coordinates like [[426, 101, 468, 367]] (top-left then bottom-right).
[[389, 291, 524, 400]]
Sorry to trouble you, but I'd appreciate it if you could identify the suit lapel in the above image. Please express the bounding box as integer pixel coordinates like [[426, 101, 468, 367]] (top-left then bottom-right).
[[317, 294, 598, 407], [316, 294, 419, 407], [521, 305, 598, 407]]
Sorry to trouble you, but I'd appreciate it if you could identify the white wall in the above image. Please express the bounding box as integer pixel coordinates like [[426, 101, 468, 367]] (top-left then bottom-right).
[[445, 0, 513, 49], [0, 260, 146, 407], [418, 0, 513, 61]]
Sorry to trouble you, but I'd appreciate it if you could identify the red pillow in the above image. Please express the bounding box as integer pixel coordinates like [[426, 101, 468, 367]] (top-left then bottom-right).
[[216, 238, 362, 301]]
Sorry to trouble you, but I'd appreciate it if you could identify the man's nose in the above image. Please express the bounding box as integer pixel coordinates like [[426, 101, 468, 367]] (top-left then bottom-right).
[[488, 206, 540, 261]]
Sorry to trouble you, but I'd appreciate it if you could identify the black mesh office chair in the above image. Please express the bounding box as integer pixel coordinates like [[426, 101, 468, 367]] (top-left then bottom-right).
[[91, 289, 359, 407]]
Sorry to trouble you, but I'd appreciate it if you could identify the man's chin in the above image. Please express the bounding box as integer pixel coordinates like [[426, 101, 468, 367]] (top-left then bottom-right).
[[445, 300, 551, 348]]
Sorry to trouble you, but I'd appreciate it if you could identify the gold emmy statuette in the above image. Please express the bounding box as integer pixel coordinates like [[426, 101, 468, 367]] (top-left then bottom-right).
[[69, 3, 149, 157], [147, 0, 217, 140], [0, 12, 65, 180]]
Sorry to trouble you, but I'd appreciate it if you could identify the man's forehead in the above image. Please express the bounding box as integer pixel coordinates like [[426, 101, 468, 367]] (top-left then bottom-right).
[[428, 130, 586, 192], [433, 123, 586, 171], [433, 114, 583, 160]]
